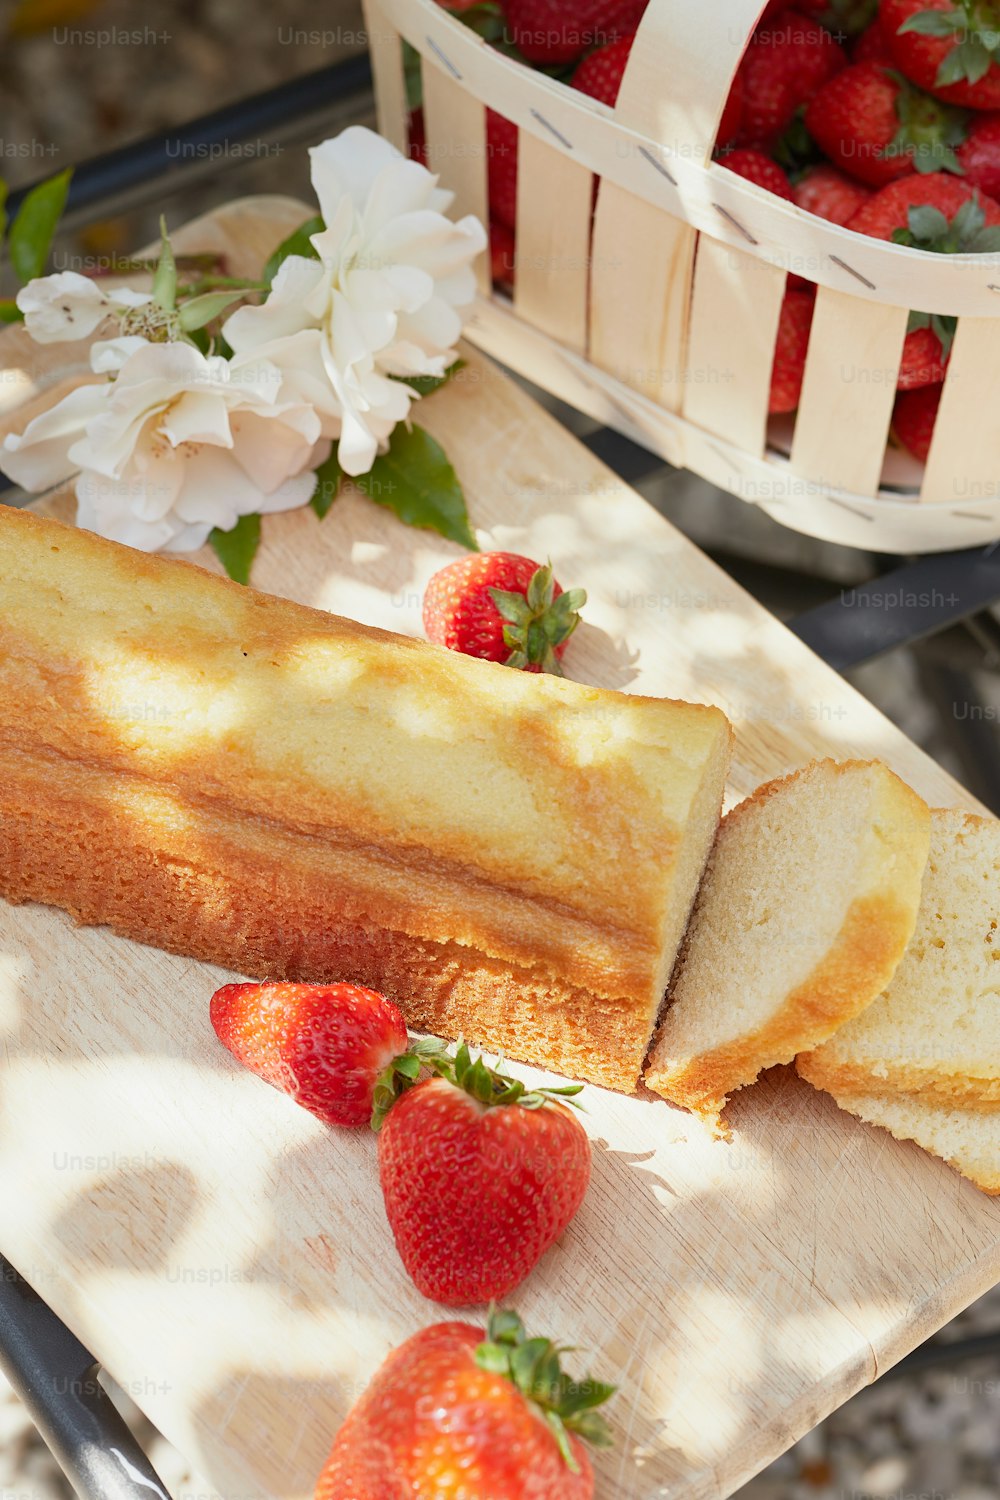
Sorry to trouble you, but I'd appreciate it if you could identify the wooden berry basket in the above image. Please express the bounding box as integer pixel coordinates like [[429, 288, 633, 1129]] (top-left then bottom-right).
[[362, 0, 1000, 552]]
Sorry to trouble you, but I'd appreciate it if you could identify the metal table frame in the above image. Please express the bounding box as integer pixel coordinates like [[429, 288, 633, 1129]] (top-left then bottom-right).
[[2, 48, 1000, 1499]]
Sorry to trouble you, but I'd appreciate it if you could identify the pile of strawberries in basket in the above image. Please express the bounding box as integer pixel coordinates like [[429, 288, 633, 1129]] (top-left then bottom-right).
[[416, 0, 1000, 466]]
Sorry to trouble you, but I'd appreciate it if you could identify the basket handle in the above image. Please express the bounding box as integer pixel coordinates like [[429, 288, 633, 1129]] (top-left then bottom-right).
[[614, 0, 764, 165]]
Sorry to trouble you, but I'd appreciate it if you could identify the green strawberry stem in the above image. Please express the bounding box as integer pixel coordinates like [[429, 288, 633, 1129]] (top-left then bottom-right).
[[475, 1306, 616, 1472], [489, 561, 586, 676], [898, 2, 1000, 87], [370, 1038, 584, 1131], [891, 196, 1000, 358], [885, 70, 968, 175]]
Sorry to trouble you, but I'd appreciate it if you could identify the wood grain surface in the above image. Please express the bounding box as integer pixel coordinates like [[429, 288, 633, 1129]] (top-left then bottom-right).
[[1, 197, 998, 1500]]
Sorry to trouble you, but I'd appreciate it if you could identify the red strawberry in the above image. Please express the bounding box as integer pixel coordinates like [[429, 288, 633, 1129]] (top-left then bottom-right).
[[423, 552, 586, 674], [736, 9, 847, 147], [315, 1310, 614, 1499], [769, 288, 816, 413], [718, 69, 745, 149], [853, 12, 895, 58], [847, 176, 1000, 385], [407, 106, 427, 167], [500, 0, 647, 64], [210, 982, 409, 1129], [377, 1045, 591, 1303], [845, 166, 1000, 231], [570, 31, 636, 104], [488, 110, 519, 232], [491, 218, 516, 290], [955, 110, 1000, 191], [893, 380, 943, 455], [718, 147, 795, 197], [881, 0, 1000, 109], [793, 162, 875, 220], [804, 60, 967, 184]]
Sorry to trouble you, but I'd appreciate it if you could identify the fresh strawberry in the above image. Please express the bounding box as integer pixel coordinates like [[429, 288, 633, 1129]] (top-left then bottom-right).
[[377, 1044, 591, 1303], [423, 552, 586, 674], [407, 106, 427, 166], [853, 11, 895, 58], [893, 380, 943, 455], [210, 981, 411, 1129], [488, 109, 519, 232], [955, 110, 1000, 190], [845, 165, 1000, 230], [570, 31, 636, 104], [315, 1309, 614, 1499], [793, 162, 875, 220], [500, 0, 647, 64], [718, 69, 745, 149], [848, 177, 1000, 384], [805, 61, 967, 183], [736, 9, 847, 148], [491, 218, 516, 290], [881, 0, 1000, 109], [769, 288, 816, 413], [717, 147, 795, 197]]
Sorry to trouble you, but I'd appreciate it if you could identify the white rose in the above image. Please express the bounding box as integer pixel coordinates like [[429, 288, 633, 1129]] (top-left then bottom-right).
[[0, 338, 327, 553], [16, 271, 153, 343], [223, 125, 486, 477]]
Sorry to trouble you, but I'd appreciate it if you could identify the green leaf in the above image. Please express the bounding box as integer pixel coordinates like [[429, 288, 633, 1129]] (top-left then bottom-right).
[[355, 423, 478, 551], [898, 9, 965, 34], [475, 1342, 512, 1375], [152, 217, 177, 311], [936, 36, 992, 85], [177, 289, 246, 332], [971, 224, 1000, 250], [403, 39, 423, 113], [0, 180, 8, 255], [0, 299, 23, 323], [391, 358, 464, 398], [309, 451, 342, 520], [908, 204, 951, 240], [569, 1409, 615, 1449], [7, 167, 71, 284], [209, 513, 261, 585], [262, 214, 323, 288]]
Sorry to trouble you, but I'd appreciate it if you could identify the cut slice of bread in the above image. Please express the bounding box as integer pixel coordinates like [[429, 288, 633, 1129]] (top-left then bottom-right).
[[644, 759, 931, 1130], [799, 809, 1000, 1109], [815, 1087, 1000, 1195]]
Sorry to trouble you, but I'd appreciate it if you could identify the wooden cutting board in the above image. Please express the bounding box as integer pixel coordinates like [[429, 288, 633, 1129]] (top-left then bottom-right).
[[1, 197, 997, 1500]]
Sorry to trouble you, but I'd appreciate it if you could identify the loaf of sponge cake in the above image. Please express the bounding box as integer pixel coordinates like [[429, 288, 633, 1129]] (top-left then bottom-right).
[[0, 506, 733, 1091]]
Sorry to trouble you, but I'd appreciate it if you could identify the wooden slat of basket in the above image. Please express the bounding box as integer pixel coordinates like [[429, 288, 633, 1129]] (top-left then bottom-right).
[[790, 287, 907, 498], [513, 133, 592, 354], [683, 239, 786, 458], [589, 186, 694, 411], [422, 59, 491, 294], [363, 0, 408, 153], [920, 317, 1000, 505], [616, 0, 763, 166]]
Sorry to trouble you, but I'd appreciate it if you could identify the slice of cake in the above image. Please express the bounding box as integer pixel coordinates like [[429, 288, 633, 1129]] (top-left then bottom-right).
[[799, 809, 1000, 1109], [0, 506, 732, 1092], [644, 759, 931, 1129], [812, 1088, 1000, 1195]]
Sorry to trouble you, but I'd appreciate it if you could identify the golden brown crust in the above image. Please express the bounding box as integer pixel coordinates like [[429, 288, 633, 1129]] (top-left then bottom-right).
[[644, 891, 921, 1121], [0, 508, 733, 1092], [643, 758, 931, 1127], [796, 1054, 1000, 1111]]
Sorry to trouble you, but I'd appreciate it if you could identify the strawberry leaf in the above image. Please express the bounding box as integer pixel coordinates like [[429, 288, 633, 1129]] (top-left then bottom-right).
[[355, 422, 478, 551], [898, 9, 966, 34], [0, 180, 8, 255], [0, 299, 23, 323]]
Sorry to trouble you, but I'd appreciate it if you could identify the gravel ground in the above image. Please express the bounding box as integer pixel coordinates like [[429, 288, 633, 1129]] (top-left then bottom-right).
[[2, 3, 999, 1497]]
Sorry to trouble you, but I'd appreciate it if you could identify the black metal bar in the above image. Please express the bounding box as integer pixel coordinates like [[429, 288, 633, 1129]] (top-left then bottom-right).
[[0, 1255, 169, 1500], [5, 53, 374, 227], [788, 545, 1000, 671]]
